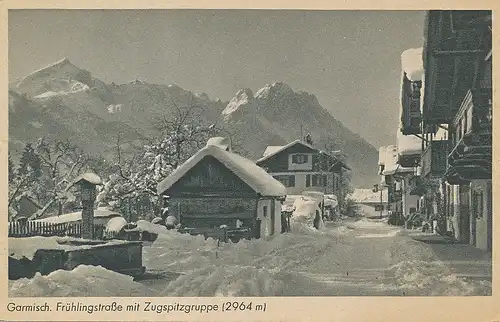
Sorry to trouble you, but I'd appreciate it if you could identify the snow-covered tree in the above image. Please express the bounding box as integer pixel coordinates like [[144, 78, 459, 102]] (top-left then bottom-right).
[[28, 137, 90, 219], [98, 97, 221, 220]]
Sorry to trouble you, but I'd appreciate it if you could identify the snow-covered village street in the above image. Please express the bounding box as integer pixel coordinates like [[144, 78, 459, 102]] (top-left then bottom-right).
[[9, 205, 491, 297], [6, 11, 494, 321]]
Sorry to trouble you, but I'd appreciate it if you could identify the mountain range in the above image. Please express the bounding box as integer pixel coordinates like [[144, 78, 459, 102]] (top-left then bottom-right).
[[8, 58, 379, 187]]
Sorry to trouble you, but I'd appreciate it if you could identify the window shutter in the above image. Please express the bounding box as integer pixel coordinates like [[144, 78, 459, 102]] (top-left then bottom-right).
[[292, 154, 298, 163], [289, 175, 296, 187], [323, 175, 327, 186], [306, 175, 311, 187]]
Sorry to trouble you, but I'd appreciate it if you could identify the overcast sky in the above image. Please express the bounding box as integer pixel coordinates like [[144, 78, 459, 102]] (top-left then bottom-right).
[[9, 10, 426, 148]]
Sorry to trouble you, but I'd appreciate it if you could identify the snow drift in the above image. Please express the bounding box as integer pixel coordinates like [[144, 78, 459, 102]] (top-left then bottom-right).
[[9, 265, 151, 297], [142, 221, 342, 296]]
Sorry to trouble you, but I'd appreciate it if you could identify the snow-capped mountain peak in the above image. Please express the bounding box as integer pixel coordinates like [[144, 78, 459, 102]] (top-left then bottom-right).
[[222, 88, 254, 116], [255, 82, 293, 100], [14, 58, 95, 98]]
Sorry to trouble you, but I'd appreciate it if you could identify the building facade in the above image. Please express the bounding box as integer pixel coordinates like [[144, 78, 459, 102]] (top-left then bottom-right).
[[157, 143, 286, 239], [256, 139, 349, 197], [400, 10, 492, 251]]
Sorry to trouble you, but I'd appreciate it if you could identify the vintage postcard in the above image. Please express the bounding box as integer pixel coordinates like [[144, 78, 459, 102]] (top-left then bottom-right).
[[1, 1, 498, 321]]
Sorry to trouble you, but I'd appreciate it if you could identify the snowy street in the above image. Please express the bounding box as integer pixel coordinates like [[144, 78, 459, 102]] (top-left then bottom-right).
[[9, 205, 491, 297], [134, 205, 491, 297]]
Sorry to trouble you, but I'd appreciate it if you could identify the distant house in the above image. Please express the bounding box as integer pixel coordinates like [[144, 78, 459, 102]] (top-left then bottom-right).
[[13, 196, 42, 220], [34, 207, 123, 225], [156, 141, 286, 239], [256, 139, 350, 197]]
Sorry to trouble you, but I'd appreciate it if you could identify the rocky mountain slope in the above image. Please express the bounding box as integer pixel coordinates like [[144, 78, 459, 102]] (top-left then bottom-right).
[[9, 59, 379, 187]]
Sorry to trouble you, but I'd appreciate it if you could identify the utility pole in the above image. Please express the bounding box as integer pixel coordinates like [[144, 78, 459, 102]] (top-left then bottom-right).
[[380, 185, 383, 219]]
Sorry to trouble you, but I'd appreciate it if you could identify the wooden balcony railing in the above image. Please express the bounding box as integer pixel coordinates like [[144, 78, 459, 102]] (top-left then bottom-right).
[[450, 88, 492, 151], [445, 88, 492, 183], [421, 140, 448, 178]]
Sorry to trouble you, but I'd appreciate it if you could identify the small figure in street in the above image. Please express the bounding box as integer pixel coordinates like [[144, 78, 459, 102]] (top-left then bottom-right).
[[313, 210, 320, 229], [236, 218, 243, 229]]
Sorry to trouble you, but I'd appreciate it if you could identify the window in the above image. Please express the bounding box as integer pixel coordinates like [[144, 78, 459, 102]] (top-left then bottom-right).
[[273, 175, 295, 187], [311, 174, 328, 187], [306, 175, 311, 187], [263, 206, 268, 218], [291, 154, 309, 164]]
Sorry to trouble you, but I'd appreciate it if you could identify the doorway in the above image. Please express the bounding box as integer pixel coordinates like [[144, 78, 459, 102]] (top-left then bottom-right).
[[459, 184, 471, 244]]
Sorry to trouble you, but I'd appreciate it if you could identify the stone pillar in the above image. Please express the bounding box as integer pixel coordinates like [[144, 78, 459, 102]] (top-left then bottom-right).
[[74, 173, 102, 240], [80, 182, 97, 239]]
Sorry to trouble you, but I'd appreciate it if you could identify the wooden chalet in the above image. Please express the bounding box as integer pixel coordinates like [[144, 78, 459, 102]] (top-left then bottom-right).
[[156, 142, 286, 239]]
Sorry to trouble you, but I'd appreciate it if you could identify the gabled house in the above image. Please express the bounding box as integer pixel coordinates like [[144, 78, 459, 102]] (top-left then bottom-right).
[[156, 140, 286, 239], [255, 139, 350, 199], [379, 144, 418, 223]]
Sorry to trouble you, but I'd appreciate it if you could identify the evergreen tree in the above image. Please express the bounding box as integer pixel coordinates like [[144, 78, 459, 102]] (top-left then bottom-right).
[[19, 143, 42, 179], [8, 154, 16, 183]]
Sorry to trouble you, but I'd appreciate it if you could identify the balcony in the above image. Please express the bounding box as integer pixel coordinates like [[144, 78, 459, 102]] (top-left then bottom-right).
[[401, 75, 422, 135], [421, 140, 448, 178], [422, 11, 491, 131], [446, 89, 492, 183], [408, 176, 426, 196]]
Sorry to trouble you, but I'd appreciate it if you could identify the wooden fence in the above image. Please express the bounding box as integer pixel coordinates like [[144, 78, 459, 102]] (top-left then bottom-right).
[[8, 221, 107, 239]]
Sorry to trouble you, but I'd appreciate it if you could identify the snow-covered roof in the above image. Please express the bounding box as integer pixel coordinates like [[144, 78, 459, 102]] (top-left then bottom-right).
[[206, 137, 230, 151], [396, 129, 421, 156], [8, 236, 128, 260], [157, 145, 286, 197], [401, 48, 424, 81], [381, 145, 414, 175], [349, 189, 388, 203], [35, 208, 122, 224], [382, 164, 414, 176], [378, 147, 387, 166], [74, 172, 103, 185], [257, 139, 317, 163], [263, 146, 284, 157]]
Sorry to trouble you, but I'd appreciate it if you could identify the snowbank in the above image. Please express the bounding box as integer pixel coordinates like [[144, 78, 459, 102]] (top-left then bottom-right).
[[142, 221, 344, 296], [9, 236, 128, 260], [105, 216, 127, 233], [125, 220, 168, 235], [387, 234, 492, 296], [9, 265, 150, 297], [292, 196, 318, 221]]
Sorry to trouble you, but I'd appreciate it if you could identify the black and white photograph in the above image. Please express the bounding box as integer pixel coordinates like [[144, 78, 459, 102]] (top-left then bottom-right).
[[6, 8, 493, 300]]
